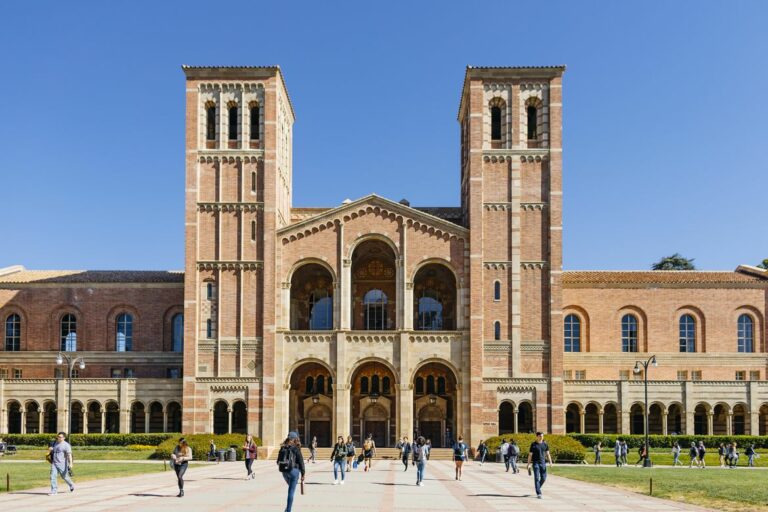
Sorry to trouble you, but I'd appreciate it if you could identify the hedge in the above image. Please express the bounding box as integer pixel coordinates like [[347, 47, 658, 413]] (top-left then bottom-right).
[[568, 434, 768, 450], [154, 434, 262, 461], [0, 433, 176, 447], [481, 434, 585, 463]]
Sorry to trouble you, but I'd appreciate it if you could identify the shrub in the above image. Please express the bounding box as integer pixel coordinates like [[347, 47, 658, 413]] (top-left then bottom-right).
[[0, 433, 175, 447], [154, 434, 262, 461], [482, 434, 585, 463], [568, 434, 768, 450], [126, 444, 157, 451]]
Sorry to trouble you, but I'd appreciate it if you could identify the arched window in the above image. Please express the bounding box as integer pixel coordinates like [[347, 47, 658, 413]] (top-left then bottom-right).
[[5, 314, 21, 351], [206, 319, 213, 339], [327, 376, 333, 395], [316, 375, 325, 395], [206, 282, 214, 300], [251, 220, 257, 241], [738, 314, 754, 353], [364, 289, 387, 330], [679, 314, 696, 353], [415, 377, 424, 394], [116, 313, 133, 352], [426, 375, 435, 394], [251, 171, 257, 192], [171, 313, 184, 352], [305, 376, 314, 394], [250, 105, 260, 140], [564, 314, 581, 352], [309, 290, 333, 330], [494, 321, 501, 341], [437, 376, 446, 395], [491, 106, 502, 141], [494, 281, 501, 301], [417, 290, 443, 330], [371, 374, 380, 394], [382, 376, 390, 395], [527, 105, 538, 140], [360, 376, 369, 395], [621, 314, 638, 352], [228, 106, 238, 140], [206, 105, 216, 141], [61, 314, 77, 351]]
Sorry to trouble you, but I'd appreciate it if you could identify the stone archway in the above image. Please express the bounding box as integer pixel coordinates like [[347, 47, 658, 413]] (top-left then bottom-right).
[[43, 402, 57, 434], [667, 403, 684, 434], [288, 361, 335, 446], [305, 401, 333, 447], [517, 402, 534, 433], [584, 403, 600, 434], [351, 360, 397, 446], [7, 401, 22, 434], [630, 403, 644, 435], [603, 403, 619, 434], [648, 403, 663, 435], [213, 400, 228, 434], [565, 403, 581, 433], [498, 402, 514, 434], [362, 402, 390, 448], [351, 239, 397, 330], [131, 402, 146, 433], [412, 361, 457, 447], [25, 401, 40, 434]]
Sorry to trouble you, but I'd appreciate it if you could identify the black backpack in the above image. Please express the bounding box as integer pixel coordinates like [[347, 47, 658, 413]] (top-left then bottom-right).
[[453, 443, 464, 457], [413, 444, 422, 461], [277, 445, 296, 472]]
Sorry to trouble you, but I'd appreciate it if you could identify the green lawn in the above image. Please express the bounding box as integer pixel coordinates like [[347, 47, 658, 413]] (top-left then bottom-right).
[[584, 449, 766, 468], [554, 466, 768, 512], [0, 462, 167, 493], [3, 448, 156, 461]]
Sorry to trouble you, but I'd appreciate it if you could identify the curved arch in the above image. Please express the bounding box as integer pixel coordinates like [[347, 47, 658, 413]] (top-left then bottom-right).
[[616, 306, 648, 352], [409, 258, 460, 285], [24, 398, 40, 409], [563, 305, 590, 352], [2, 306, 27, 351], [286, 257, 338, 285], [347, 233, 399, 261], [674, 305, 706, 353], [412, 261, 458, 331], [285, 358, 336, 388], [602, 402, 619, 434], [667, 402, 684, 434], [408, 357, 460, 387], [348, 357, 399, 387], [733, 307, 762, 352], [51, 305, 83, 351]]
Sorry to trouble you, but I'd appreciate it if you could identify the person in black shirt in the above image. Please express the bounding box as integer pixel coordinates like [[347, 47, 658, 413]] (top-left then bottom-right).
[[526, 432, 553, 499]]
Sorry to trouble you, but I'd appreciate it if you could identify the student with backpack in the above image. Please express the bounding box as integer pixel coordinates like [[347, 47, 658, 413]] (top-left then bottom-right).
[[620, 439, 628, 466], [400, 436, 412, 471], [688, 441, 699, 468], [453, 435, 468, 481], [362, 434, 376, 472], [345, 436, 356, 471], [508, 439, 520, 474], [330, 436, 347, 484], [697, 441, 707, 469], [412, 436, 427, 486], [614, 439, 622, 467], [476, 440, 488, 465], [277, 432, 305, 512], [500, 439, 510, 471], [672, 441, 682, 466], [745, 443, 756, 467]]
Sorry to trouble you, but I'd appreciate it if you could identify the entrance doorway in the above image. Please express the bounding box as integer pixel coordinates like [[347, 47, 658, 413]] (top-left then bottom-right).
[[365, 421, 386, 447], [350, 360, 397, 447], [288, 361, 335, 447]]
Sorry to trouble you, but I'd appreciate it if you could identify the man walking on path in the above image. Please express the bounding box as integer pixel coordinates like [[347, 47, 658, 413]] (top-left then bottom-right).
[[614, 439, 622, 467], [48, 432, 75, 495], [620, 439, 628, 466], [500, 439, 510, 471], [526, 432, 553, 500], [508, 439, 520, 474], [400, 436, 412, 471]]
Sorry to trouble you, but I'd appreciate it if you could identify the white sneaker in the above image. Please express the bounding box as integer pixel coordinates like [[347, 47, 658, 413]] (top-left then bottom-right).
[[340, 480, 345, 485], [333, 479, 339, 485]]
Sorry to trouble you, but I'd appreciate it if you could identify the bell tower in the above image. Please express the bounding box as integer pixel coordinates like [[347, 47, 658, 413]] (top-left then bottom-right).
[[459, 66, 565, 436], [181, 66, 294, 440]]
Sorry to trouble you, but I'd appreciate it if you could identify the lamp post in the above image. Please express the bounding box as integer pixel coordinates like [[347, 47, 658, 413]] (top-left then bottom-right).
[[56, 352, 85, 434], [633, 355, 657, 468]]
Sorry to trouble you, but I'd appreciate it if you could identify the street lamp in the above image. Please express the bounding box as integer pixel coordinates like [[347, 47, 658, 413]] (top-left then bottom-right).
[[311, 394, 320, 405], [369, 392, 379, 405], [633, 355, 657, 468], [428, 395, 437, 406], [57, 352, 86, 435]]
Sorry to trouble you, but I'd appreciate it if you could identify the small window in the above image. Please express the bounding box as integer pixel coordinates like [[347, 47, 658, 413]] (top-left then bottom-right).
[[327, 376, 333, 395], [621, 314, 638, 353], [167, 368, 181, 379], [316, 375, 325, 395], [206, 319, 213, 338], [251, 220, 257, 241], [251, 171, 257, 193], [735, 371, 746, 381], [490, 106, 502, 141], [619, 370, 630, 381], [60, 314, 77, 352], [0, 368, 7, 379], [111, 368, 122, 378], [563, 370, 572, 380], [250, 105, 260, 140], [691, 370, 702, 381], [54, 367, 65, 379], [371, 375, 380, 394], [494, 321, 501, 341], [171, 314, 184, 352], [574, 370, 586, 381], [426, 375, 435, 395], [415, 376, 424, 394], [360, 376, 369, 394], [71, 369, 79, 378], [5, 314, 21, 351], [206, 105, 216, 140], [679, 314, 696, 353], [564, 314, 581, 352], [527, 105, 537, 140], [677, 370, 688, 381], [13, 368, 22, 379], [382, 376, 391, 395], [116, 313, 133, 352], [305, 376, 314, 394], [493, 281, 501, 301], [228, 106, 238, 140], [206, 283, 214, 300], [124, 368, 134, 378], [737, 314, 754, 353], [437, 376, 446, 395], [750, 370, 760, 381]]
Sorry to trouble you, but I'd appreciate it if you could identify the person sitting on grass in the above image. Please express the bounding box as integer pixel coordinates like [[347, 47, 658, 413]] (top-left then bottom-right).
[[726, 442, 739, 468]]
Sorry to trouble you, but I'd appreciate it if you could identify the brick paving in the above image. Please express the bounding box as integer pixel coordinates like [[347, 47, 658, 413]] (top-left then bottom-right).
[[0, 460, 712, 511]]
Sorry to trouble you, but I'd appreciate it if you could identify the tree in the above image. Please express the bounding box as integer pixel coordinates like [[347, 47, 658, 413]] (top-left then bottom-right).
[[651, 253, 696, 270], [758, 259, 768, 270]]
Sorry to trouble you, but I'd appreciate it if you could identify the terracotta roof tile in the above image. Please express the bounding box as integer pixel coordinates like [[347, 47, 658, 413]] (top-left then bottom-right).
[[563, 270, 766, 286], [0, 267, 183, 284]]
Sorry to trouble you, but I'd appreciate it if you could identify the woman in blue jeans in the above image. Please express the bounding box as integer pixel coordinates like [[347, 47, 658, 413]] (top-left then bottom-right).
[[412, 436, 427, 486], [279, 433, 305, 512], [330, 436, 347, 484]]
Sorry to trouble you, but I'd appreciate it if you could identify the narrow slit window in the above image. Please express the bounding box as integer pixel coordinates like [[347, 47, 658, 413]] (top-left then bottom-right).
[[527, 106, 538, 140], [228, 106, 238, 140], [250, 106, 260, 140], [251, 220, 257, 241], [491, 106, 502, 141], [493, 281, 501, 301], [251, 171, 257, 193], [206, 319, 213, 338], [206, 105, 216, 140], [494, 321, 501, 341]]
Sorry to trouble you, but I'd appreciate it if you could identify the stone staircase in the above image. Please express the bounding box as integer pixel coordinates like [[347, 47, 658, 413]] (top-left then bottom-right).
[[267, 447, 456, 461]]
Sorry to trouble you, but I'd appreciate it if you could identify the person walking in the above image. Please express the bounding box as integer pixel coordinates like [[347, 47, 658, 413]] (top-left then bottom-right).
[[345, 436, 356, 471], [453, 435, 468, 480], [509, 439, 520, 474], [526, 432, 553, 500], [208, 439, 217, 461], [412, 436, 428, 486], [400, 436, 412, 471], [672, 441, 682, 466], [362, 434, 376, 472], [634, 444, 648, 466], [170, 437, 192, 497], [277, 431, 305, 512], [620, 439, 628, 466], [593, 441, 602, 465], [718, 443, 726, 468], [308, 436, 318, 464], [425, 438, 432, 460], [331, 435, 347, 484], [243, 434, 258, 479], [697, 441, 707, 469], [476, 440, 488, 465], [745, 443, 756, 467], [500, 438, 510, 471], [614, 439, 622, 467], [396, 437, 404, 458], [688, 441, 699, 468], [48, 432, 75, 496]]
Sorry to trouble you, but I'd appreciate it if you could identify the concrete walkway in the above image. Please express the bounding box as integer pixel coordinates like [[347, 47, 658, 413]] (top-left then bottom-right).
[[0, 460, 712, 511]]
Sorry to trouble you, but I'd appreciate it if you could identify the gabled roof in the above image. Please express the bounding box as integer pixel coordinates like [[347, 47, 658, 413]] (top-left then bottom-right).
[[0, 266, 183, 285], [278, 194, 468, 241]]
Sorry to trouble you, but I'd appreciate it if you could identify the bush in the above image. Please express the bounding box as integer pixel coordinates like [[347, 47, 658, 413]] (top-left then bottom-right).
[[0, 433, 176, 447], [481, 434, 585, 463], [154, 434, 262, 461], [568, 434, 768, 450]]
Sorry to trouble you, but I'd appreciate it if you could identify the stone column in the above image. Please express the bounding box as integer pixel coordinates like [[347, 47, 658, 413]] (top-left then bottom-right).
[[579, 411, 585, 434], [726, 413, 733, 436], [340, 259, 351, 330], [38, 410, 44, 434], [662, 411, 668, 436], [513, 407, 519, 433], [598, 410, 604, 434], [100, 409, 106, 433], [145, 412, 150, 434], [621, 411, 630, 435], [335, 332, 351, 437], [280, 282, 291, 330], [396, 257, 404, 329], [228, 408, 233, 434], [163, 409, 169, 433], [20, 410, 26, 434], [707, 412, 714, 436], [82, 410, 88, 434], [209, 409, 214, 434]]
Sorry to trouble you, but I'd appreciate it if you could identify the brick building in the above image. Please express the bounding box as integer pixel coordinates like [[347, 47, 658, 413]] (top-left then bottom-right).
[[1, 65, 767, 446]]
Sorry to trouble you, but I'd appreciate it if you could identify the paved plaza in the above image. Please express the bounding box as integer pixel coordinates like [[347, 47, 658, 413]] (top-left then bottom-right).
[[0, 460, 711, 512]]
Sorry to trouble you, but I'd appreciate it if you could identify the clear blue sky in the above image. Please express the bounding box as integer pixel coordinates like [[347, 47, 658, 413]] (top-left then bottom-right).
[[1, 1, 766, 271]]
